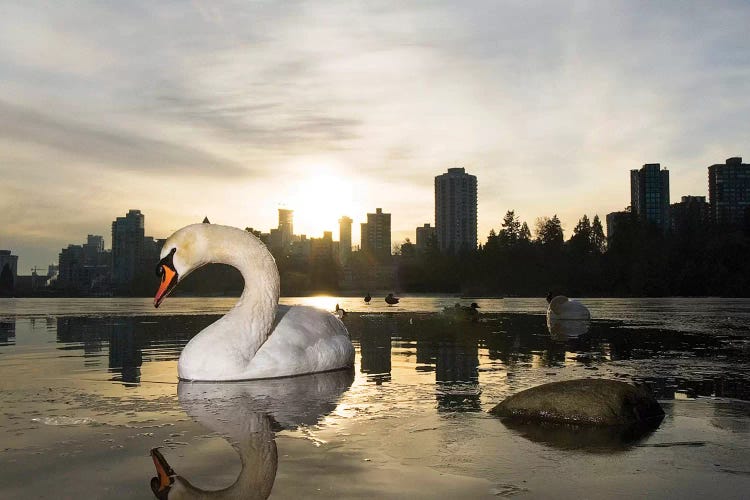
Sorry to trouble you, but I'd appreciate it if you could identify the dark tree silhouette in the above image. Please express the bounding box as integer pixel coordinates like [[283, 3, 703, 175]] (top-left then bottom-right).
[[591, 215, 606, 254]]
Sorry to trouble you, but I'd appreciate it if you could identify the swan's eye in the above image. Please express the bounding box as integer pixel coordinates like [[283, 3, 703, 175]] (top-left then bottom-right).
[[156, 249, 177, 278]]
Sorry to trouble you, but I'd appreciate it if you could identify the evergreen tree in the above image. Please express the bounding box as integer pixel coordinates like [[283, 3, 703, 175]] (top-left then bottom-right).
[[485, 229, 499, 252], [519, 222, 531, 242], [573, 214, 592, 239], [536, 215, 564, 248], [499, 210, 521, 246], [591, 215, 606, 254], [400, 238, 416, 258], [569, 214, 593, 255]]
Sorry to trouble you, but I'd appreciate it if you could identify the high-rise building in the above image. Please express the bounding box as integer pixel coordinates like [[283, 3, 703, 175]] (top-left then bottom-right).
[[415, 223, 436, 254], [630, 163, 670, 230], [57, 234, 111, 293], [670, 196, 710, 235], [111, 209, 145, 288], [82, 235, 104, 266], [435, 167, 478, 253], [311, 231, 334, 264], [338, 216, 352, 265], [58, 244, 85, 290], [360, 208, 391, 260], [278, 208, 294, 250], [0, 250, 19, 291], [605, 210, 631, 246], [708, 157, 750, 227]]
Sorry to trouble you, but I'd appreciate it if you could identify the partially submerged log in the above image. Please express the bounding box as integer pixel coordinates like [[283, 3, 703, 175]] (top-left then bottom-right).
[[490, 379, 664, 427]]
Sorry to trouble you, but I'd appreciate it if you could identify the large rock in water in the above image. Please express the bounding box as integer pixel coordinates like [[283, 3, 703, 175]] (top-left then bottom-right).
[[490, 379, 664, 426]]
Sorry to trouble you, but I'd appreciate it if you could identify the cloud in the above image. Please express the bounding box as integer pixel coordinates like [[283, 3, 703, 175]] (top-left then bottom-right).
[[149, 89, 361, 152], [0, 100, 248, 177]]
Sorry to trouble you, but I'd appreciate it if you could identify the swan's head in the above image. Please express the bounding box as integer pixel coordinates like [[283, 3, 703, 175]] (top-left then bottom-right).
[[150, 448, 175, 499], [154, 224, 212, 308], [154, 223, 278, 308], [150, 448, 200, 499]]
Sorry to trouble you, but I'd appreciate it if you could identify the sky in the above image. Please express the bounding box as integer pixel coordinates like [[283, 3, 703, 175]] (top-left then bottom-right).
[[1, 0, 749, 272]]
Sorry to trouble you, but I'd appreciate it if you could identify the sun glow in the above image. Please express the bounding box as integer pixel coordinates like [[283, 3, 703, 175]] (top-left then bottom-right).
[[287, 169, 360, 240]]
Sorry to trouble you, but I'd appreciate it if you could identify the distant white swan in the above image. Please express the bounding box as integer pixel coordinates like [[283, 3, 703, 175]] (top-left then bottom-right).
[[154, 224, 355, 381], [546, 294, 591, 321]]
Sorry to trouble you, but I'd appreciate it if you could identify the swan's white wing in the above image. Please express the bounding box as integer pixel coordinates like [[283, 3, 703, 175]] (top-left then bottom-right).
[[547, 296, 591, 321], [247, 306, 355, 379]]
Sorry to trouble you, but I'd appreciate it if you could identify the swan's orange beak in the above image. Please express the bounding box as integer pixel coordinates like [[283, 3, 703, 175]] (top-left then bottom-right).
[[154, 249, 178, 308], [150, 448, 174, 498]]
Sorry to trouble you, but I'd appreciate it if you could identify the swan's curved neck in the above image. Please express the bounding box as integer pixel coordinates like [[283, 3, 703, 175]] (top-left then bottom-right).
[[226, 242, 279, 345], [216, 230, 279, 352], [179, 227, 280, 379], [174, 414, 278, 499]]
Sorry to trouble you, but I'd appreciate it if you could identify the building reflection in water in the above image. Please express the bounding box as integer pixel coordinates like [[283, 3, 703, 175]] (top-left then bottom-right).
[[359, 315, 482, 412], [57, 317, 107, 369], [57, 316, 141, 383], [434, 338, 480, 412], [54, 314, 216, 386], [109, 320, 142, 385], [637, 374, 750, 401], [0, 320, 15, 345], [350, 314, 481, 409], [358, 316, 392, 384]]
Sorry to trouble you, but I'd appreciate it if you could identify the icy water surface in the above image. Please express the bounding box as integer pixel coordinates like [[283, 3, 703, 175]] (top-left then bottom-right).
[[0, 297, 749, 499]]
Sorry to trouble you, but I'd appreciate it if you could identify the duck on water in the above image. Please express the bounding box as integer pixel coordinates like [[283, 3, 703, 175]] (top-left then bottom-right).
[[442, 302, 481, 321]]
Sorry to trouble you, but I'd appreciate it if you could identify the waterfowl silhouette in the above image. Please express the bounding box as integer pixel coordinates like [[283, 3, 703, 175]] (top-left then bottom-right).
[[442, 302, 480, 322], [334, 303, 347, 319]]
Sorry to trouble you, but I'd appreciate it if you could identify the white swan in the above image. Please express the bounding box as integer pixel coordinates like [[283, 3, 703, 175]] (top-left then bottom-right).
[[546, 295, 591, 321], [154, 223, 355, 381]]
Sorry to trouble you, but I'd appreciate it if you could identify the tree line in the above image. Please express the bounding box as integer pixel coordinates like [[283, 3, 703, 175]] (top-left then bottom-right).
[[394, 210, 750, 297]]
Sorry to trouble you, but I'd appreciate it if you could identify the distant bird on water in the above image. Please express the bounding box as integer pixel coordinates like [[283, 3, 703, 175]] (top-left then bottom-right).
[[463, 302, 481, 321], [442, 302, 480, 321], [385, 293, 400, 305], [334, 303, 347, 319], [364, 292, 371, 303], [545, 292, 590, 321]]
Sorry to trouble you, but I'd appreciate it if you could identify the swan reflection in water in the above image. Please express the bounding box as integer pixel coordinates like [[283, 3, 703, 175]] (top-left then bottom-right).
[[150, 369, 354, 499], [547, 317, 591, 339]]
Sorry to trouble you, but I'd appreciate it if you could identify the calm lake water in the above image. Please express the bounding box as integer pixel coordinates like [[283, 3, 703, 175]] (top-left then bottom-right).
[[1, 297, 749, 499]]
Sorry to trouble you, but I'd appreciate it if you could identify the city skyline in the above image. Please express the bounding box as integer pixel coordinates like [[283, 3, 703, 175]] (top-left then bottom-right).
[[1, 2, 749, 270], [3, 155, 748, 272]]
